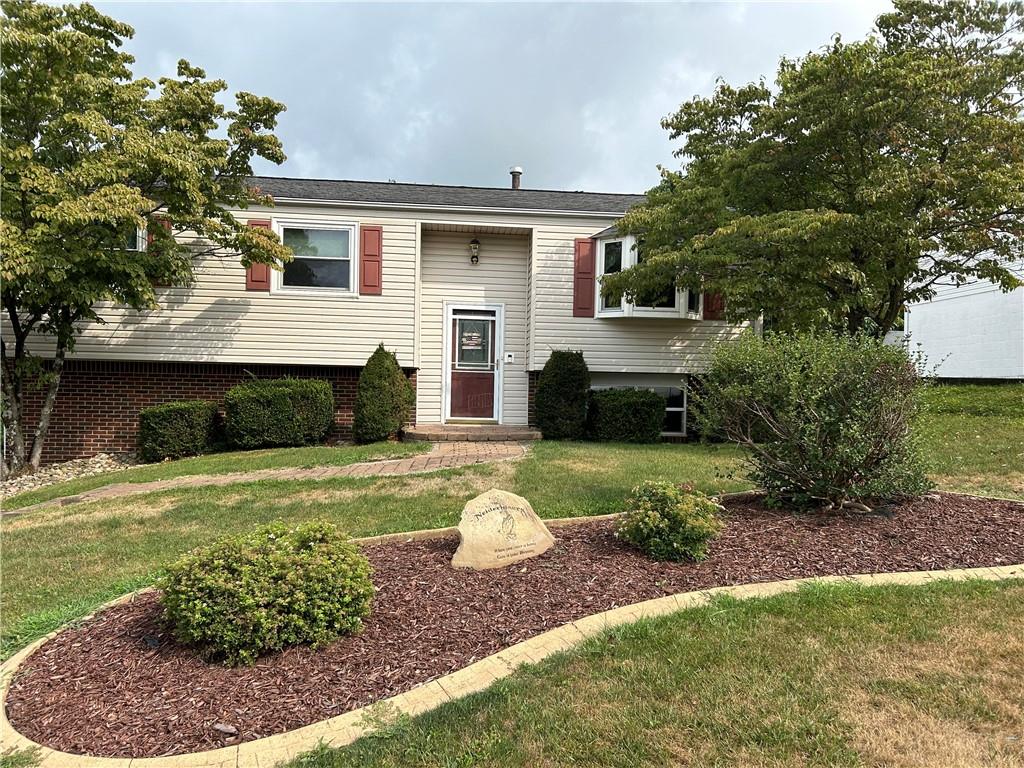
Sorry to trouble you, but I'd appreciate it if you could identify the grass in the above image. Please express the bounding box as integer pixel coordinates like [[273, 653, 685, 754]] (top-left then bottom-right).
[[918, 382, 1024, 500], [513, 439, 749, 518], [285, 580, 1024, 768], [0, 443, 749, 656], [1, 441, 428, 510]]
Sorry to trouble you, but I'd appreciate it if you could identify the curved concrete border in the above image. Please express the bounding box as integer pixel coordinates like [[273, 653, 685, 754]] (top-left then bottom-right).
[[3, 560, 1021, 768]]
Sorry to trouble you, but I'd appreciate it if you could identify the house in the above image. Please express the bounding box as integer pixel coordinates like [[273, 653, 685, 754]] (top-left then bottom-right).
[[22, 169, 749, 463], [904, 270, 1024, 380]]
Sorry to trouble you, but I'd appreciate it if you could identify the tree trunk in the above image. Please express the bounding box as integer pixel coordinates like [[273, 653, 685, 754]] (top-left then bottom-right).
[[27, 340, 67, 471], [1, 341, 28, 476]]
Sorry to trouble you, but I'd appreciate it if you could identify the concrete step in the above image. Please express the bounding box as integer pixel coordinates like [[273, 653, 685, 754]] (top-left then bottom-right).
[[405, 424, 542, 442]]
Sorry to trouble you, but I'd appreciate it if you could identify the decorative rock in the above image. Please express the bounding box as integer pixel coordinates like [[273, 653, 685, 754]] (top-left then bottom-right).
[[212, 723, 238, 736], [451, 489, 555, 570]]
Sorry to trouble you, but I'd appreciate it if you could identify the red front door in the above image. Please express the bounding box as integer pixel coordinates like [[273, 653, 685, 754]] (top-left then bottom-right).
[[450, 311, 496, 419]]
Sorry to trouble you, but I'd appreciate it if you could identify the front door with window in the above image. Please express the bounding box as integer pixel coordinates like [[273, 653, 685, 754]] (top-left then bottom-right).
[[448, 308, 499, 420]]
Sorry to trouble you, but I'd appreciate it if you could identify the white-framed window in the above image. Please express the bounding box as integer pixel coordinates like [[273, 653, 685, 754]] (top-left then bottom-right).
[[595, 233, 701, 319], [598, 238, 626, 314], [652, 385, 687, 436], [125, 226, 146, 252], [273, 220, 356, 293]]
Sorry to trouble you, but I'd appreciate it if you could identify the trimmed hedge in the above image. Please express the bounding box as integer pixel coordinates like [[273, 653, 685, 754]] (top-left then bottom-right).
[[535, 350, 590, 440], [138, 400, 217, 462], [615, 481, 724, 562], [587, 388, 665, 443], [352, 344, 414, 444], [224, 378, 334, 449], [159, 520, 374, 665]]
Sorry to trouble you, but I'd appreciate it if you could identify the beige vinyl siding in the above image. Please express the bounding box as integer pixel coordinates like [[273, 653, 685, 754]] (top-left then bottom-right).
[[16, 201, 746, 382], [418, 230, 530, 425], [530, 223, 749, 372], [26, 205, 419, 367]]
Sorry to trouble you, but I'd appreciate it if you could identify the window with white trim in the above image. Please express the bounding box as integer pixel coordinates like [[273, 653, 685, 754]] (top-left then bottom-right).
[[652, 385, 687, 436], [125, 226, 145, 252], [278, 223, 355, 292], [595, 233, 701, 319], [599, 239, 625, 313]]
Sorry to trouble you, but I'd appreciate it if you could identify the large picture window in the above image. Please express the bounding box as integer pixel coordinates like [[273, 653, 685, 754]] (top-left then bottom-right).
[[278, 224, 355, 291]]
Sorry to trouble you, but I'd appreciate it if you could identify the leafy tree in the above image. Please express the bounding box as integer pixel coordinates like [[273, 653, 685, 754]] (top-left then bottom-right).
[[1, 1, 292, 473], [605, 0, 1024, 336]]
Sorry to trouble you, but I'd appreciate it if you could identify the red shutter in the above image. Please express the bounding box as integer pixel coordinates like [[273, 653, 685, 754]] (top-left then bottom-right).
[[572, 238, 596, 317], [147, 216, 172, 246], [703, 291, 726, 320], [359, 225, 383, 295], [245, 219, 272, 291]]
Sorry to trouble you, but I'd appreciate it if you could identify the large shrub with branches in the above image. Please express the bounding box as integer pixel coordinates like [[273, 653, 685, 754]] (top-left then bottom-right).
[[697, 332, 932, 509]]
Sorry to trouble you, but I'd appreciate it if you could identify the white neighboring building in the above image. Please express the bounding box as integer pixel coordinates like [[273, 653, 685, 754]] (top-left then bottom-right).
[[904, 272, 1024, 380]]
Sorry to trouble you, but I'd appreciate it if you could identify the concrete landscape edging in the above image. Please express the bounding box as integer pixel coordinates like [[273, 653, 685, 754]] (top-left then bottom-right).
[[2, 560, 1022, 768]]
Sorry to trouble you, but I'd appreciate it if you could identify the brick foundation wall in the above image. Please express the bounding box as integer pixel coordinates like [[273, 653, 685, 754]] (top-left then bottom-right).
[[17, 359, 417, 465], [527, 370, 541, 427]]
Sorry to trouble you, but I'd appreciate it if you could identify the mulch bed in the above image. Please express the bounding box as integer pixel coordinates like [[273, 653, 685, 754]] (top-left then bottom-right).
[[6, 492, 1024, 758]]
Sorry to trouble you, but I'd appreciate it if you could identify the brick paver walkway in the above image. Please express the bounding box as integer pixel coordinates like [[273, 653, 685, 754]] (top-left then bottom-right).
[[5, 442, 528, 516]]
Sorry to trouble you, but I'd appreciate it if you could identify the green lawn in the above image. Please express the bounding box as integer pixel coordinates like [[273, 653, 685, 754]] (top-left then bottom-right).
[[286, 580, 1023, 768], [1, 441, 429, 510], [918, 383, 1024, 500], [0, 442, 749, 656]]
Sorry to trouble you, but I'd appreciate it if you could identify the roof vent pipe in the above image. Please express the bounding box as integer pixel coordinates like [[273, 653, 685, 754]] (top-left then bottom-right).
[[510, 166, 523, 190]]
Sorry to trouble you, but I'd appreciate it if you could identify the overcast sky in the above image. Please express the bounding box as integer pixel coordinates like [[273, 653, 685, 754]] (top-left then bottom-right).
[[98, 1, 892, 194]]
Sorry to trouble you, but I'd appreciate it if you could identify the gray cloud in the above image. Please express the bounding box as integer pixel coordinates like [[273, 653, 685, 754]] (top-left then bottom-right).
[[99, 1, 891, 193]]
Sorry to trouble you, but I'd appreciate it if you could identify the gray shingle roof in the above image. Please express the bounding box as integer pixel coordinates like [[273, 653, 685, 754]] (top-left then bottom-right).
[[249, 176, 645, 214]]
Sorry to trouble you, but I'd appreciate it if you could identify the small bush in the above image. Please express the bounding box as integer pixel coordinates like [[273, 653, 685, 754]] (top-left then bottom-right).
[[697, 331, 932, 509], [138, 400, 217, 462], [353, 344, 415, 444], [587, 388, 665, 443], [535, 350, 590, 439], [616, 481, 723, 562], [159, 520, 374, 665], [224, 378, 334, 449]]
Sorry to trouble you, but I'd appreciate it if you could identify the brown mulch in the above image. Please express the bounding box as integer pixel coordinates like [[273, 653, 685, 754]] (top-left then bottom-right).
[[6, 492, 1024, 758]]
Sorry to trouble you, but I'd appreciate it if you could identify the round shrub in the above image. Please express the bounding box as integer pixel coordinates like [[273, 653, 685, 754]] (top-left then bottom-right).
[[587, 388, 666, 443], [138, 400, 218, 462], [224, 378, 334, 449], [535, 350, 590, 440], [697, 331, 932, 509], [353, 344, 414, 444], [616, 481, 723, 562], [159, 520, 374, 665]]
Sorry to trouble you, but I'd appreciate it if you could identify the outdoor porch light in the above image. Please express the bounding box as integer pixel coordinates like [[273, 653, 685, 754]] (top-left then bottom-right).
[[469, 238, 480, 264]]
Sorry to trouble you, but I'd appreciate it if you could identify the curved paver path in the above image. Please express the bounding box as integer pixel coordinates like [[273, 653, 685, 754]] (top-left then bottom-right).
[[4, 441, 528, 516], [2, 561, 1021, 768]]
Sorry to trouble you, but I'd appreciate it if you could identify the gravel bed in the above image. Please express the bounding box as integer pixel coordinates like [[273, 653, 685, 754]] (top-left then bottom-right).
[[1, 453, 139, 500], [6, 492, 1023, 758]]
